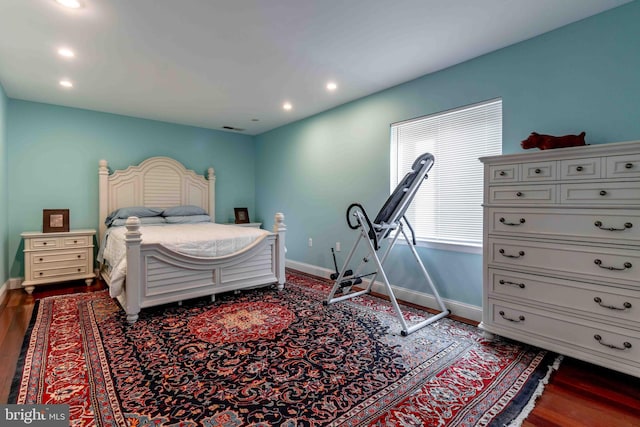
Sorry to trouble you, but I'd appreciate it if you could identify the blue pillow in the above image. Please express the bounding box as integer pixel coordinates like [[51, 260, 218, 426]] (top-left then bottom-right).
[[110, 217, 167, 227], [105, 206, 163, 226], [165, 214, 212, 224], [162, 205, 208, 217]]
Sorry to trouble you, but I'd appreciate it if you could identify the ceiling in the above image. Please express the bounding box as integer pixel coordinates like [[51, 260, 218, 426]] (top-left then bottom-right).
[[0, 0, 631, 135]]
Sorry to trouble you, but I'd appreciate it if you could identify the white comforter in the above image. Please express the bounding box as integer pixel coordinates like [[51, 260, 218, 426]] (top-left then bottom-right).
[[102, 222, 270, 297]]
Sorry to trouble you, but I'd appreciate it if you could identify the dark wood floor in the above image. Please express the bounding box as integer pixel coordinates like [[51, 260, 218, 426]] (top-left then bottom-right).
[[1, 279, 639, 426]]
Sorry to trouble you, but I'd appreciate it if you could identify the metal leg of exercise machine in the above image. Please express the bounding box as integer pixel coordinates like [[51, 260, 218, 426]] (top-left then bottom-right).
[[324, 152, 450, 336]]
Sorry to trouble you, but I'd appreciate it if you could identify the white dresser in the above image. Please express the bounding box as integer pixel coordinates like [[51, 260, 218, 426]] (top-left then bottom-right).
[[21, 229, 96, 294], [480, 140, 640, 377]]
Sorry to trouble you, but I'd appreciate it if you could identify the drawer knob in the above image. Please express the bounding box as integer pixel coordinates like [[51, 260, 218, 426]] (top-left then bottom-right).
[[43, 242, 47, 245], [576, 166, 583, 172], [77, 255, 81, 258], [74, 240, 78, 243], [625, 162, 634, 169], [39, 258, 43, 261], [77, 268, 81, 272], [516, 191, 523, 197], [594, 220, 633, 231], [499, 311, 525, 322], [499, 279, 525, 289], [499, 217, 525, 226], [599, 190, 607, 196], [499, 248, 525, 258], [593, 334, 632, 350], [594, 259, 632, 271], [593, 297, 632, 311], [534, 168, 541, 174], [39, 272, 43, 276], [499, 171, 506, 176]]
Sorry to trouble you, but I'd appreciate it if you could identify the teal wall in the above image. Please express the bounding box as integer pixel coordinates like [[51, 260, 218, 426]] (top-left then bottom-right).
[[255, 2, 640, 307], [7, 101, 256, 277], [0, 81, 7, 285]]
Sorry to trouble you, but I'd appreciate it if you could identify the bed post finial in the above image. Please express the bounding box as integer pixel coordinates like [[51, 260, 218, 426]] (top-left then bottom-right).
[[274, 213, 286, 289]]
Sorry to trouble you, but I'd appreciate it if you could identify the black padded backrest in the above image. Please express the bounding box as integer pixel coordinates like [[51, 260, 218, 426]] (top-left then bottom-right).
[[371, 152, 434, 238]]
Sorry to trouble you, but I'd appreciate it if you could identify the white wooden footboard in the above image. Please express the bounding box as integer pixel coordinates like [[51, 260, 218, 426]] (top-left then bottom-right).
[[121, 214, 286, 323]]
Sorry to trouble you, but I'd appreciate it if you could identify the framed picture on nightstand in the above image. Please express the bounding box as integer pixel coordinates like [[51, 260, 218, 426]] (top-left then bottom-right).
[[234, 207, 250, 224], [43, 209, 69, 233]]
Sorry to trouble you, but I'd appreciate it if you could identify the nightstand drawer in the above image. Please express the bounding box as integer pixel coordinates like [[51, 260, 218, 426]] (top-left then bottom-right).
[[29, 237, 60, 250], [30, 250, 88, 265], [63, 235, 90, 247], [33, 265, 89, 280]]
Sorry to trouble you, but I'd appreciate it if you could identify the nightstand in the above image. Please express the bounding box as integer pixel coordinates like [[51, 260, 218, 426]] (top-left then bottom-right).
[[21, 229, 96, 294]]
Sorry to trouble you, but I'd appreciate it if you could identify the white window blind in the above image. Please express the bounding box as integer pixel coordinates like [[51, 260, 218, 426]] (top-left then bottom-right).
[[390, 98, 502, 247]]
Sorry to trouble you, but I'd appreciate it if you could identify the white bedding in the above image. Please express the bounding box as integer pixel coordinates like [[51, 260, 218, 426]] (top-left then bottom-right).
[[102, 222, 270, 298]]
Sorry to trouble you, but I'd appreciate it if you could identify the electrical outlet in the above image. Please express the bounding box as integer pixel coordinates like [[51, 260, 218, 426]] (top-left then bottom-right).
[[335, 242, 341, 252], [308, 237, 313, 247]]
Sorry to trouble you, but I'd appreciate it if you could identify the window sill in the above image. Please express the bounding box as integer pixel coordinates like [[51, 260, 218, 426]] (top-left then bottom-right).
[[397, 238, 482, 254]]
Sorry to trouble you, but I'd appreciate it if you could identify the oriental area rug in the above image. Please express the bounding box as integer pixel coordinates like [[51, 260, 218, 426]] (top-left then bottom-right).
[[10, 271, 561, 426]]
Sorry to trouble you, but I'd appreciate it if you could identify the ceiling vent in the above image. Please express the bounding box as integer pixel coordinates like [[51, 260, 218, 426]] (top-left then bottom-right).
[[222, 126, 245, 132]]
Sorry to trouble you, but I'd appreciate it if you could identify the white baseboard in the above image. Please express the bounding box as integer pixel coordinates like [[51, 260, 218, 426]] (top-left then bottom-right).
[[286, 260, 482, 323]]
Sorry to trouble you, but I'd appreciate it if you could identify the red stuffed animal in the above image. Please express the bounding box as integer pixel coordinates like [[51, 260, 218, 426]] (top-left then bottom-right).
[[521, 131, 586, 150]]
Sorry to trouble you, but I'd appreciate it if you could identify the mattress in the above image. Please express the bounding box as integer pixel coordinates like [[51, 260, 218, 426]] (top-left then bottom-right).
[[101, 222, 270, 297]]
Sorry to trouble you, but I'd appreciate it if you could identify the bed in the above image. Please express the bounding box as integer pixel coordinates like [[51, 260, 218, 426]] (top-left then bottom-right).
[[98, 156, 286, 323]]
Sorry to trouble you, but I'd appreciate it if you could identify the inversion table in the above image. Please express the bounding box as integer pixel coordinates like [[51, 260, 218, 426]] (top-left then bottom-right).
[[325, 152, 449, 335]]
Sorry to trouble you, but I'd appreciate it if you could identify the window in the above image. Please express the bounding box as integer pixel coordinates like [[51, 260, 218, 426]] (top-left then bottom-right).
[[390, 98, 502, 250]]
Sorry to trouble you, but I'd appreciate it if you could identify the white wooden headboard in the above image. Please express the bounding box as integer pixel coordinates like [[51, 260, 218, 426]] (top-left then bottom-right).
[[98, 157, 215, 240]]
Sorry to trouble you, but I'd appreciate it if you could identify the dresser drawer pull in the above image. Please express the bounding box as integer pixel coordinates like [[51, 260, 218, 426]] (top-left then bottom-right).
[[625, 163, 634, 169], [499, 311, 525, 322], [599, 190, 607, 196], [593, 335, 632, 350], [74, 240, 78, 243], [516, 191, 523, 197], [594, 221, 632, 231], [576, 166, 584, 172], [77, 255, 81, 259], [39, 258, 43, 261], [39, 272, 43, 276], [500, 217, 525, 226], [499, 279, 525, 289], [499, 171, 506, 176], [594, 259, 632, 271], [534, 168, 541, 174], [593, 297, 632, 311], [43, 242, 47, 245], [499, 249, 525, 258]]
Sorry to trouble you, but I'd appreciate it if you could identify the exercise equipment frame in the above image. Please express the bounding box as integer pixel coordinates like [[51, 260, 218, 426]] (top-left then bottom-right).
[[325, 153, 449, 336]]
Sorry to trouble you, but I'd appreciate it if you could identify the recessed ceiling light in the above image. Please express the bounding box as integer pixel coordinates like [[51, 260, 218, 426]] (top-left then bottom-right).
[[55, 0, 82, 8], [58, 47, 75, 58], [283, 102, 292, 111], [326, 82, 338, 91], [59, 79, 73, 88]]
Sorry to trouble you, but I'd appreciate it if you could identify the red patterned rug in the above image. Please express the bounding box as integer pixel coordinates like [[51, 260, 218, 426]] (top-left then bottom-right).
[[10, 271, 561, 426]]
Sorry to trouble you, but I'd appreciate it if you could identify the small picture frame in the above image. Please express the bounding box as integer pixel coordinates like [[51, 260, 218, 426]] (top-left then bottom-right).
[[234, 207, 250, 224], [43, 209, 70, 233]]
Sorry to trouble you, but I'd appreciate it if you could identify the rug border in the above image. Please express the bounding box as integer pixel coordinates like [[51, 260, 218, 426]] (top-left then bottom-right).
[[8, 299, 41, 403]]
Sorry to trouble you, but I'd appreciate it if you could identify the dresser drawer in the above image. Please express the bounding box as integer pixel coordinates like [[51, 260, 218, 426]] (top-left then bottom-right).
[[488, 268, 639, 325], [488, 238, 640, 287], [62, 235, 90, 247], [488, 164, 518, 183], [489, 185, 555, 204], [489, 301, 639, 366], [488, 208, 640, 244], [561, 181, 640, 205], [607, 153, 640, 178], [29, 250, 88, 266], [560, 157, 602, 180], [521, 161, 555, 182]]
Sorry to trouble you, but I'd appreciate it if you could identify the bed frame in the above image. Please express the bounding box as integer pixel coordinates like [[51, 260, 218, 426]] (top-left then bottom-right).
[[98, 156, 286, 323]]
